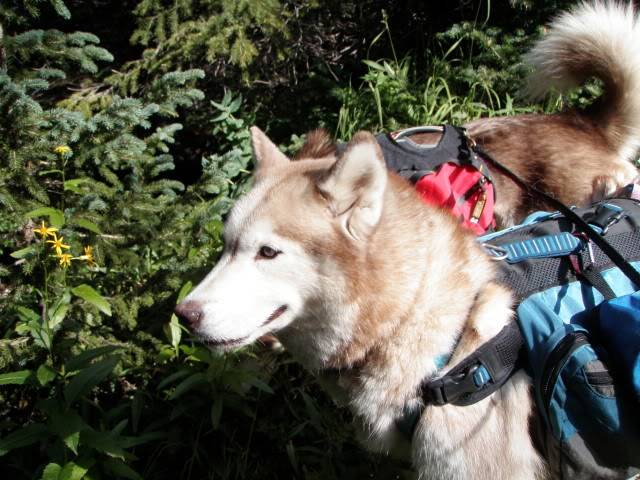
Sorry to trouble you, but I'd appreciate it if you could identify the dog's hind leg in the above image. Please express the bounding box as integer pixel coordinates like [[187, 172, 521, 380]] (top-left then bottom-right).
[[590, 163, 639, 203]]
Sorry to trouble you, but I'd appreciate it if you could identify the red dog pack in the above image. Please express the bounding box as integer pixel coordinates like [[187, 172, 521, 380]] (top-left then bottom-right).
[[377, 125, 495, 235]]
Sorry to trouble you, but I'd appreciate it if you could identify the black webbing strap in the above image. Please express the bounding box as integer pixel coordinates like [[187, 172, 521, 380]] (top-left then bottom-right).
[[581, 266, 617, 300], [397, 322, 523, 438], [475, 144, 640, 288], [421, 322, 523, 407]]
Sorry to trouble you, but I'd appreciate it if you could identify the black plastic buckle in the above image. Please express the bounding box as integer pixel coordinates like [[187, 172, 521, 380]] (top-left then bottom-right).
[[423, 363, 482, 406], [584, 204, 626, 235]]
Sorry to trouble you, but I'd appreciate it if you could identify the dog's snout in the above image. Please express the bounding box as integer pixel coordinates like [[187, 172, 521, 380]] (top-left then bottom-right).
[[174, 300, 203, 329]]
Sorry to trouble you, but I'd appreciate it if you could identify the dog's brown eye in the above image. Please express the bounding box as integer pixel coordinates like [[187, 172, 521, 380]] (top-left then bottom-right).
[[257, 246, 280, 259]]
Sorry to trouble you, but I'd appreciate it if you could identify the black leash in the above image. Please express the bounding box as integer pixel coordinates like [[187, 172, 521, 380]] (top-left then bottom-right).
[[475, 144, 640, 288]]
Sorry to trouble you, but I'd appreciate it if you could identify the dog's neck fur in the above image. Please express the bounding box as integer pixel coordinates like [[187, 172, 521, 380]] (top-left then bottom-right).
[[279, 173, 515, 450]]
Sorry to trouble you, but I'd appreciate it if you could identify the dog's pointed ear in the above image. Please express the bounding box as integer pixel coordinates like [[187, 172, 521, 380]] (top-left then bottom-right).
[[250, 126, 290, 180], [318, 131, 387, 240]]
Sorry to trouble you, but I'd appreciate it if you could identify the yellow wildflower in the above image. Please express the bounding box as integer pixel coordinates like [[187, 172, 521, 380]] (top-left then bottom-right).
[[54, 145, 72, 156], [46, 234, 70, 256], [34, 221, 58, 239], [80, 245, 96, 267], [58, 253, 73, 268]]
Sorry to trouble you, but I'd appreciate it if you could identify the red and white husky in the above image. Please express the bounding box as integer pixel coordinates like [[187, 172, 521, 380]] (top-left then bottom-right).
[[176, 3, 640, 479]]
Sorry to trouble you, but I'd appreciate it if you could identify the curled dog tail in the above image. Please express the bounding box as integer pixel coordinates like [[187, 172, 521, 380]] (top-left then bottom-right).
[[525, 2, 640, 161]]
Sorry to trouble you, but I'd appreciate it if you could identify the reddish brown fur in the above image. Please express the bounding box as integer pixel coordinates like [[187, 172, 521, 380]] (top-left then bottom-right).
[[296, 109, 638, 230], [293, 129, 336, 161]]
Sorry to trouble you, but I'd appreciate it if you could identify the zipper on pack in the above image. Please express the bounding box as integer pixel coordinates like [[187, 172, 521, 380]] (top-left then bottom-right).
[[541, 332, 589, 419]]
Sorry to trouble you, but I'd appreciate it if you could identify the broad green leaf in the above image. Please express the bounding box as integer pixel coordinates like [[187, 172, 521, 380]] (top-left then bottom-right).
[[0, 369, 32, 385], [16, 306, 40, 323], [71, 218, 102, 234], [246, 377, 274, 394], [118, 431, 165, 449], [26, 207, 65, 228], [211, 396, 223, 429], [63, 178, 89, 193], [49, 292, 71, 329], [0, 423, 47, 456], [71, 284, 111, 316], [176, 281, 193, 303], [157, 369, 191, 390], [168, 372, 207, 400], [59, 461, 89, 480], [40, 463, 62, 480], [10, 246, 36, 259], [36, 364, 57, 386], [80, 429, 126, 460], [15, 307, 51, 350], [111, 419, 128, 435], [65, 345, 121, 372], [64, 432, 80, 455], [102, 458, 142, 480], [49, 409, 85, 454], [163, 315, 181, 350], [64, 356, 119, 405]]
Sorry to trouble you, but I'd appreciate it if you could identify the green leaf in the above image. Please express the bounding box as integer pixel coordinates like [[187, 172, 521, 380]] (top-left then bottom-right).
[[64, 356, 119, 405], [49, 292, 71, 329], [168, 372, 207, 400], [37, 364, 57, 386], [41, 463, 62, 480], [80, 429, 126, 460], [10, 246, 36, 259], [65, 345, 122, 372], [71, 284, 111, 316], [211, 396, 223, 429], [58, 461, 89, 480], [0, 369, 32, 385], [102, 458, 142, 480], [163, 315, 181, 350], [26, 207, 65, 228], [176, 281, 193, 302], [246, 377, 274, 394], [118, 431, 165, 449], [0, 423, 47, 456], [157, 369, 191, 390], [49, 409, 85, 455], [64, 178, 90, 193], [71, 218, 102, 234], [16, 306, 40, 323]]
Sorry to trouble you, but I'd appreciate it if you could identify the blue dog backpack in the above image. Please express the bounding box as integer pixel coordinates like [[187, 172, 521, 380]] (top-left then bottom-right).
[[480, 198, 640, 479]]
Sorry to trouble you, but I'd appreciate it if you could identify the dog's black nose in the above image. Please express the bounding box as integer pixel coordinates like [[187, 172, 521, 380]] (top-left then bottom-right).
[[174, 301, 203, 330]]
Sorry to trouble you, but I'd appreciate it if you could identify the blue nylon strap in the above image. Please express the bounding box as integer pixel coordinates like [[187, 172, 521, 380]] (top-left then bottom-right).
[[500, 232, 582, 263], [433, 353, 450, 370]]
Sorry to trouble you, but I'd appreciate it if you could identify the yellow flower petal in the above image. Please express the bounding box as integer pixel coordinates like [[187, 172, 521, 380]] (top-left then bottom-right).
[[54, 145, 72, 155], [47, 234, 70, 256], [58, 253, 73, 268], [34, 221, 58, 239]]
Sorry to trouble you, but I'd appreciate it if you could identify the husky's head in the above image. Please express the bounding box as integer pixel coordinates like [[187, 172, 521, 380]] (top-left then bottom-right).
[[175, 127, 388, 363]]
